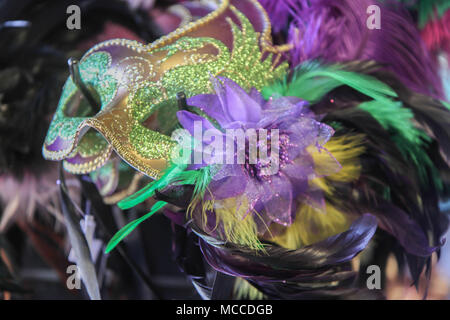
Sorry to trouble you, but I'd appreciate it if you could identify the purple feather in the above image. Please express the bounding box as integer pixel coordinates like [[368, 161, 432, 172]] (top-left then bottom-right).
[[372, 202, 439, 257], [288, 0, 443, 98], [194, 214, 377, 298], [258, 0, 294, 33]]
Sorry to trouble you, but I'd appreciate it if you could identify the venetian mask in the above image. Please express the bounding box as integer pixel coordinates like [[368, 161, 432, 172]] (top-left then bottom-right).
[[42, 0, 288, 199]]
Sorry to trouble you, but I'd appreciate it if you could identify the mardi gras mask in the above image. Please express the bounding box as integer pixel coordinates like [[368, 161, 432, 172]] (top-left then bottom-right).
[[42, 0, 288, 182]]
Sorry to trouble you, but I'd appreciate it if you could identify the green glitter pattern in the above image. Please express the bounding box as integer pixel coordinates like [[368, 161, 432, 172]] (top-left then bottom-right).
[[44, 52, 117, 149]]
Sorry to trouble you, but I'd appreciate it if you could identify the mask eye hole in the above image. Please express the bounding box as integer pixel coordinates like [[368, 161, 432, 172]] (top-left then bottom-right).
[[64, 88, 101, 117], [139, 98, 181, 136]]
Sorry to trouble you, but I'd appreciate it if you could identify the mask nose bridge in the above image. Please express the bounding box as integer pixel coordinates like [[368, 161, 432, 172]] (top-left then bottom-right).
[[83, 92, 176, 179]]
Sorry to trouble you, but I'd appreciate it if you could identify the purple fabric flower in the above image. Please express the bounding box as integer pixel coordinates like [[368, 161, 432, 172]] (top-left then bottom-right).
[[176, 77, 340, 227]]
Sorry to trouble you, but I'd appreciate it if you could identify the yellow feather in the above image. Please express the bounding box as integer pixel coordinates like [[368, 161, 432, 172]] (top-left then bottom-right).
[[194, 196, 264, 251], [192, 134, 366, 252], [234, 278, 266, 300], [271, 202, 353, 249], [271, 134, 365, 249], [310, 134, 366, 195]]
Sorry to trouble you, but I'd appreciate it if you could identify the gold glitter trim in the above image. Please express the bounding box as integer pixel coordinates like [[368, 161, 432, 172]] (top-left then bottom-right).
[[62, 145, 113, 174], [103, 173, 145, 205], [83, 117, 166, 179], [146, 0, 230, 51]]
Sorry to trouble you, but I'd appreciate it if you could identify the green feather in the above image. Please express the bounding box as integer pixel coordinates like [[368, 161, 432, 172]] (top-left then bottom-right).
[[358, 100, 442, 189], [118, 164, 212, 210], [110, 165, 212, 252], [442, 100, 450, 110], [118, 162, 188, 210], [358, 100, 429, 145], [176, 166, 212, 197], [112, 145, 213, 251], [105, 201, 168, 253], [262, 61, 397, 104]]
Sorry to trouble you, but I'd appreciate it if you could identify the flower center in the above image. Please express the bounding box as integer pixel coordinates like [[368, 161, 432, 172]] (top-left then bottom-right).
[[243, 132, 292, 181]]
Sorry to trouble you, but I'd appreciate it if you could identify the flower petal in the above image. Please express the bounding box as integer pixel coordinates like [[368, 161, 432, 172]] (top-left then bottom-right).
[[261, 173, 294, 226], [206, 166, 248, 200], [176, 110, 216, 137], [187, 94, 229, 127], [219, 77, 262, 123]]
